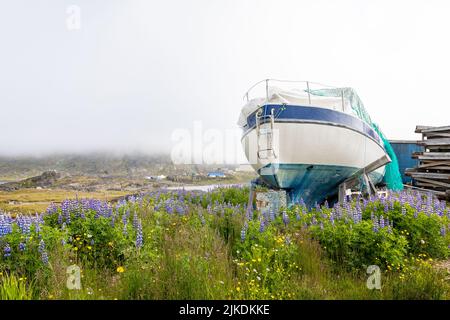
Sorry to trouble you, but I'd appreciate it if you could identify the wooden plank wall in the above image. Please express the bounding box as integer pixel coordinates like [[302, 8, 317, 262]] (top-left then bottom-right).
[[405, 125, 450, 199]]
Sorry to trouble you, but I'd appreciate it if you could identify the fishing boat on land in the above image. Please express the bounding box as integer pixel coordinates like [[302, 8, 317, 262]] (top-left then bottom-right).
[[238, 79, 401, 206]]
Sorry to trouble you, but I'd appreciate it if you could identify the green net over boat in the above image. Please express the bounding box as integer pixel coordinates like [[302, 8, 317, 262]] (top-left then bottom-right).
[[371, 124, 404, 190], [308, 87, 404, 191]]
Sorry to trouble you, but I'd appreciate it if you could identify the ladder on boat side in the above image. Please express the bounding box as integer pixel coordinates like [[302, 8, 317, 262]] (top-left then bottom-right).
[[256, 107, 277, 160]]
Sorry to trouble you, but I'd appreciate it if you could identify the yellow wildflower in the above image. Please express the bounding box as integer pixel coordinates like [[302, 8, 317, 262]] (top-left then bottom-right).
[[117, 266, 125, 273]]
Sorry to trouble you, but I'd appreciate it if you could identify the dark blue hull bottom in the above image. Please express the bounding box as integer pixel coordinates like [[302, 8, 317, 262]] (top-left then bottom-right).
[[257, 163, 383, 207]]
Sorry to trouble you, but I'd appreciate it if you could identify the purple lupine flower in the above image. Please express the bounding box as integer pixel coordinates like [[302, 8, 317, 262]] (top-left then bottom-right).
[[240, 226, 246, 242], [199, 212, 206, 226], [379, 215, 385, 228], [329, 211, 335, 226], [246, 207, 253, 220], [176, 205, 186, 215], [315, 202, 321, 212], [0, 215, 13, 237], [259, 218, 265, 233], [362, 198, 368, 209], [122, 213, 128, 236], [19, 242, 26, 252], [16, 215, 31, 234], [94, 205, 101, 219], [354, 205, 362, 223], [269, 209, 275, 221], [46, 202, 58, 215], [33, 217, 41, 234], [399, 193, 405, 206], [136, 220, 143, 248], [3, 243, 11, 258], [65, 211, 71, 225], [38, 240, 49, 264], [441, 227, 446, 237], [111, 214, 115, 228], [61, 200, 70, 215], [335, 204, 342, 219], [372, 222, 379, 233], [282, 210, 289, 226], [385, 218, 390, 229], [165, 201, 174, 214], [133, 213, 139, 229], [415, 198, 422, 213]]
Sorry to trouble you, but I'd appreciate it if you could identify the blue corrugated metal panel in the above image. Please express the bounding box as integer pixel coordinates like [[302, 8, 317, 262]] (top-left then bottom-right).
[[389, 141, 423, 184]]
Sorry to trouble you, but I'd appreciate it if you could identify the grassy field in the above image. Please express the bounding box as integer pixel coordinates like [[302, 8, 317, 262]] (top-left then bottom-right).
[[0, 186, 449, 300], [0, 170, 256, 214], [0, 189, 130, 214]]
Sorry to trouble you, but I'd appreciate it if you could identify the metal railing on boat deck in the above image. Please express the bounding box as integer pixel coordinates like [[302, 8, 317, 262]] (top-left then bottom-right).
[[243, 79, 346, 113]]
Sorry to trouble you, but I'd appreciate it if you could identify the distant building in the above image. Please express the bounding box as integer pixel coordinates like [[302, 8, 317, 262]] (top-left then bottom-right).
[[235, 164, 254, 172], [146, 175, 166, 181], [207, 172, 226, 178]]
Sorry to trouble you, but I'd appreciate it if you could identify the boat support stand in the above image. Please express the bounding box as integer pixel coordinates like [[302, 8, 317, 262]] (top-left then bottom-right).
[[338, 154, 391, 203]]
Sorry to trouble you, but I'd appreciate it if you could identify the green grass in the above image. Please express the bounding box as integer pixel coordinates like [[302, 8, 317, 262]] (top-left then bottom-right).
[[1, 187, 449, 300], [0, 274, 34, 300]]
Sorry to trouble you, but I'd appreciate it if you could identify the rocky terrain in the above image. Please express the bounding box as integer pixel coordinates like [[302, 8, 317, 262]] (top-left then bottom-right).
[[0, 171, 61, 191]]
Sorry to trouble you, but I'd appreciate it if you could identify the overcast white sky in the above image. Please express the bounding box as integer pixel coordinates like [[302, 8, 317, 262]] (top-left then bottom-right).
[[1, 0, 449, 160]]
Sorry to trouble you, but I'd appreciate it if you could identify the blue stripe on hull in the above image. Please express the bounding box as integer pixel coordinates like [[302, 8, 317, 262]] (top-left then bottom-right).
[[258, 163, 383, 207], [244, 104, 382, 146]]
